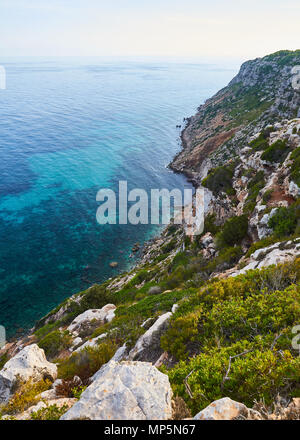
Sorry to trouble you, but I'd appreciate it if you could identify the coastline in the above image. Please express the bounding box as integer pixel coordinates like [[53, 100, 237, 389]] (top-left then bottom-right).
[[1, 50, 300, 421]]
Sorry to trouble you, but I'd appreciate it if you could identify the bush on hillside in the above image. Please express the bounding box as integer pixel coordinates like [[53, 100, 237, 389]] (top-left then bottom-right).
[[290, 146, 300, 186], [57, 342, 117, 383], [268, 206, 298, 238], [38, 330, 72, 359], [216, 215, 248, 247], [201, 162, 236, 196], [261, 139, 290, 163]]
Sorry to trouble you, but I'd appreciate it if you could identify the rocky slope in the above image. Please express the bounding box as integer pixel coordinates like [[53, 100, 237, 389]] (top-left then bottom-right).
[[170, 50, 300, 185], [0, 50, 300, 421]]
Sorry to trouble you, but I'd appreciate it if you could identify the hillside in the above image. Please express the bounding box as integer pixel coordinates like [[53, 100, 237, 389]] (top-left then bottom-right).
[[171, 50, 300, 185], [0, 50, 300, 421]]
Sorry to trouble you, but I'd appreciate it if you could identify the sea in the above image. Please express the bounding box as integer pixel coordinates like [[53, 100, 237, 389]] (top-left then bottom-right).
[[0, 57, 239, 337]]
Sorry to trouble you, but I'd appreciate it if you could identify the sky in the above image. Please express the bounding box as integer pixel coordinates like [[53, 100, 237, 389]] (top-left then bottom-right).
[[1, 0, 300, 60]]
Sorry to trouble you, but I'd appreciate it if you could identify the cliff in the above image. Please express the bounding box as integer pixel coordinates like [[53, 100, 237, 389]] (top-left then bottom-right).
[[170, 50, 300, 185]]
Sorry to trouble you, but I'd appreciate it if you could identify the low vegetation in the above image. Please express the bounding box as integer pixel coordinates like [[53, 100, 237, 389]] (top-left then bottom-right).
[[0, 379, 51, 417], [161, 259, 300, 414]]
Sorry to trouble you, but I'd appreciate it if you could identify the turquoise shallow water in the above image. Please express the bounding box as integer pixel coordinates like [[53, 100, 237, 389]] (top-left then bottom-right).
[[0, 57, 238, 337]]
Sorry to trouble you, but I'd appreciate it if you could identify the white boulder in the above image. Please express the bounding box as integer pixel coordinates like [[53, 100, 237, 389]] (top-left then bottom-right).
[[0, 344, 57, 403], [61, 361, 173, 420], [289, 180, 300, 198], [67, 304, 116, 335], [74, 333, 107, 353], [194, 397, 249, 420], [128, 312, 172, 362], [232, 239, 300, 276]]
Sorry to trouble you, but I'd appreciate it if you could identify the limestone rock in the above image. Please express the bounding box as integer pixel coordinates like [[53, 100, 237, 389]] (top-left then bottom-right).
[[67, 305, 116, 335], [128, 312, 172, 362], [232, 238, 300, 276], [194, 397, 250, 420], [0, 344, 57, 403], [289, 180, 300, 198], [148, 286, 162, 295], [74, 333, 107, 353], [61, 361, 173, 420]]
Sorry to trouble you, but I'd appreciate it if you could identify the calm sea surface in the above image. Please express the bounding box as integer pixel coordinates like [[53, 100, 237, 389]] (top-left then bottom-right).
[[0, 57, 238, 336]]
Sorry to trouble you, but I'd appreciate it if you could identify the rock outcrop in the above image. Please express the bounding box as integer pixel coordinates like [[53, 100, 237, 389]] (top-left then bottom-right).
[[61, 361, 173, 420], [171, 51, 300, 179], [67, 305, 116, 335], [194, 397, 259, 420], [0, 344, 57, 403], [233, 238, 300, 276], [128, 312, 172, 362]]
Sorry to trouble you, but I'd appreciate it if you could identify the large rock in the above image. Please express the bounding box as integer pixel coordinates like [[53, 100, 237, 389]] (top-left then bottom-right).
[[67, 305, 116, 335], [194, 397, 250, 420], [233, 238, 300, 276], [257, 208, 278, 240], [289, 180, 300, 198], [61, 361, 173, 420], [74, 333, 107, 353], [128, 312, 172, 362], [0, 344, 57, 403]]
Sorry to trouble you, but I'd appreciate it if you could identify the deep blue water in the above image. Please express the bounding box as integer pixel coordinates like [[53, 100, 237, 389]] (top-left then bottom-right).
[[0, 57, 238, 337]]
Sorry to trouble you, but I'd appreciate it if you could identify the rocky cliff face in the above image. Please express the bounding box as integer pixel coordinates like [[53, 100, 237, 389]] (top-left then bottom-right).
[[170, 50, 300, 186]]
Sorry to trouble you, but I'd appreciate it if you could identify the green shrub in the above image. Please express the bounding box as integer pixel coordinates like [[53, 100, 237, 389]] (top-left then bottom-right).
[[77, 286, 113, 313], [57, 342, 117, 382], [116, 289, 187, 320], [262, 189, 274, 203], [126, 269, 153, 288], [268, 206, 297, 238], [31, 404, 69, 420], [261, 139, 290, 163], [243, 171, 266, 214], [0, 352, 9, 370], [0, 379, 52, 415], [216, 215, 248, 247], [38, 330, 72, 359], [290, 146, 300, 186], [35, 321, 62, 341], [169, 252, 189, 271], [201, 162, 236, 196], [203, 213, 220, 235], [165, 343, 300, 415], [249, 133, 269, 151], [161, 259, 300, 360], [160, 259, 300, 415], [161, 238, 177, 254]]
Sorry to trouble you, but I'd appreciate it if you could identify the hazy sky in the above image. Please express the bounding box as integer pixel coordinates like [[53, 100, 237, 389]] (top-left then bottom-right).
[[1, 0, 300, 60]]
